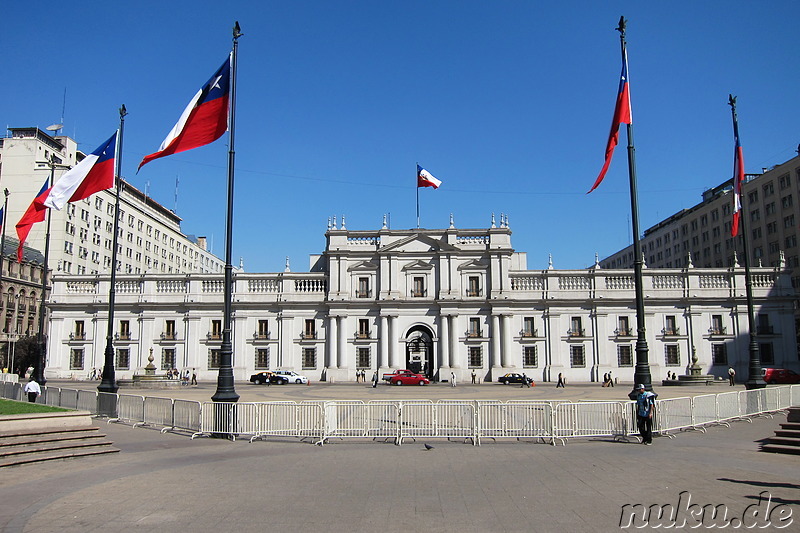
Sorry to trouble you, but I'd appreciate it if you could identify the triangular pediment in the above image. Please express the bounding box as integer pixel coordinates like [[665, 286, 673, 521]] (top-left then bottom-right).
[[457, 258, 489, 271], [347, 260, 380, 272], [379, 233, 458, 253], [402, 259, 434, 271]]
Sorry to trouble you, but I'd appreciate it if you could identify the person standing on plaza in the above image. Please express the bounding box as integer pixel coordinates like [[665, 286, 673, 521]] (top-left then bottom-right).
[[471, 369, 476, 384], [728, 367, 736, 386], [372, 371, 379, 388], [602, 372, 609, 387], [23, 378, 41, 403], [556, 373, 565, 388], [191, 369, 197, 385], [450, 372, 457, 387], [635, 384, 656, 445]]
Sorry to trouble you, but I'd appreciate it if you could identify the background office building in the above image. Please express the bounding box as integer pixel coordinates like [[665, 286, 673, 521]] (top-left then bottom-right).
[[0, 127, 224, 276]]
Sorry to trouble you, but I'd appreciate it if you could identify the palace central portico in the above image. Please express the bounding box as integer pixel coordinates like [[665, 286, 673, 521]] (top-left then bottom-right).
[[46, 217, 797, 383]]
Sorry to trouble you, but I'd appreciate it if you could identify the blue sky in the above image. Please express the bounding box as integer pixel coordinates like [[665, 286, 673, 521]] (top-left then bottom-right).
[[2, 1, 799, 273]]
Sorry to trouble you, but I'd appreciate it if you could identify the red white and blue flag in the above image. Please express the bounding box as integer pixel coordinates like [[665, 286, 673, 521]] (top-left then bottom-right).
[[15, 180, 52, 262], [730, 116, 746, 237], [44, 133, 117, 210], [588, 49, 632, 193], [138, 56, 231, 170], [417, 165, 442, 189]]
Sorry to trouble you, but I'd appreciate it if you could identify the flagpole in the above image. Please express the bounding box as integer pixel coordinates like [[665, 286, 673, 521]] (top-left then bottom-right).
[[98, 105, 127, 397], [416, 163, 420, 229], [32, 158, 56, 386], [616, 17, 652, 394], [0, 189, 8, 311], [212, 21, 242, 403], [729, 95, 764, 390]]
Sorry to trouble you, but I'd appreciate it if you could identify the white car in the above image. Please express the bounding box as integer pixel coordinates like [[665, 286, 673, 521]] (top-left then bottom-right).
[[274, 370, 309, 384]]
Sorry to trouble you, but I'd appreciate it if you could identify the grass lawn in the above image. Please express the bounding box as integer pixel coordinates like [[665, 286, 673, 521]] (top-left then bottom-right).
[[0, 399, 71, 415]]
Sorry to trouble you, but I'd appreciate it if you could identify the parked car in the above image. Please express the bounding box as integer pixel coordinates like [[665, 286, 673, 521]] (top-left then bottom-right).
[[274, 370, 309, 384], [249, 371, 283, 385], [389, 372, 430, 386], [762, 368, 800, 384], [382, 369, 414, 382], [497, 373, 533, 385]]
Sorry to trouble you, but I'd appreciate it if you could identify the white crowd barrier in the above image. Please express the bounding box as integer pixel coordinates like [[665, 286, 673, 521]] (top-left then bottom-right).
[[3, 384, 800, 446]]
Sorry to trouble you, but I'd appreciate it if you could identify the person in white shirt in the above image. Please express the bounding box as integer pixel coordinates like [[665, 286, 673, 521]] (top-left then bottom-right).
[[23, 379, 41, 403]]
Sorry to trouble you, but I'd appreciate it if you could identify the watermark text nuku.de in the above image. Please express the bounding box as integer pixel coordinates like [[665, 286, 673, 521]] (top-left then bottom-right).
[[619, 491, 793, 529]]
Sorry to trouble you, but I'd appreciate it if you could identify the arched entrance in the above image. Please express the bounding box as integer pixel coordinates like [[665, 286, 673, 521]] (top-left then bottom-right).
[[405, 326, 434, 379]]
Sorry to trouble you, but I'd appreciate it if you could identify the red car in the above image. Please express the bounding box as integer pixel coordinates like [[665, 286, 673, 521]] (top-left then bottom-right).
[[762, 368, 800, 384], [389, 372, 430, 386]]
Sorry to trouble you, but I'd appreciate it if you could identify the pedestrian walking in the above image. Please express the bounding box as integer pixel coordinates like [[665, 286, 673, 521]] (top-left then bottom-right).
[[191, 369, 197, 385], [520, 373, 530, 388], [23, 378, 41, 403], [450, 372, 457, 387], [728, 367, 736, 386], [602, 372, 609, 387], [635, 384, 656, 445], [556, 372, 565, 388], [372, 371, 379, 388], [608, 371, 614, 387]]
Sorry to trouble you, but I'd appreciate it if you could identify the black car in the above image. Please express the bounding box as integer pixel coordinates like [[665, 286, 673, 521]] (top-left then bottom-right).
[[249, 371, 288, 385], [497, 373, 533, 385]]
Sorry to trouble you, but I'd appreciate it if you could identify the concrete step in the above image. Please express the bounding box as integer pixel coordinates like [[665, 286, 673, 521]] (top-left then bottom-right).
[[0, 445, 119, 468], [0, 426, 100, 440], [764, 436, 800, 447], [775, 429, 800, 439], [0, 437, 116, 459], [779, 422, 800, 431], [761, 444, 800, 456], [0, 428, 104, 447]]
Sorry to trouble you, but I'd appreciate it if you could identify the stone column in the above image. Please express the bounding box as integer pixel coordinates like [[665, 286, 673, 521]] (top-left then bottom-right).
[[326, 315, 338, 370], [379, 315, 388, 369], [388, 316, 399, 368], [448, 316, 458, 368], [337, 316, 347, 369], [440, 314, 450, 370], [501, 314, 511, 368], [491, 314, 501, 369]]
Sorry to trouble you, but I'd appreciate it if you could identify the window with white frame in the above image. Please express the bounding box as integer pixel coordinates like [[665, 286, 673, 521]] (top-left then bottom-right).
[[665, 345, 680, 366], [162, 348, 176, 370], [712, 344, 727, 365], [570, 345, 585, 367], [116, 348, 130, 370], [208, 349, 221, 370], [468, 346, 483, 368], [302, 348, 317, 369], [70, 348, 84, 370], [617, 345, 633, 367], [523, 346, 538, 367], [357, 347, 370, 369], [255, 348, 269, 369]]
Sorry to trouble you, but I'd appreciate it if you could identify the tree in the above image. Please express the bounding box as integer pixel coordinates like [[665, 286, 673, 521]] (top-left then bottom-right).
[[0, 336, 39, 376]]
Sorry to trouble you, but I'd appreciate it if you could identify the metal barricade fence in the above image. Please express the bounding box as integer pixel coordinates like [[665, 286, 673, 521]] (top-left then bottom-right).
[[495, 401, 553, 441], [738, 389, 764, 418], [253, 402, 303, 438], [365, 400, 401, 440], [776, 386, 793, 410], [791, 385, 800, 407], [654, 397, 693, 434], [200, 401, 235, 436], [173, 399, 201, 433], [691, 394, 718, 427], [40, 386, 58, 406], [116, 394, 145, 424], [60, 388, 79, 409], [77, 390, 98, 413], [320, 401, 368, 439], [716, 391, 740, 421], [433, 401, 476, 441], [554, 401, 629, 439], [142, 396, 175, 428], [763, 387, 780, 412]]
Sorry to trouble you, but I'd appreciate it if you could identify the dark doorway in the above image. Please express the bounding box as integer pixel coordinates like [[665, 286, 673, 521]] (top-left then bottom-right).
[[405, 327, 434, 379]]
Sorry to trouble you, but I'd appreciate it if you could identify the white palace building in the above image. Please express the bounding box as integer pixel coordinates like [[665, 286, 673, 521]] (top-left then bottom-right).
[[44, 220, 798, 383]]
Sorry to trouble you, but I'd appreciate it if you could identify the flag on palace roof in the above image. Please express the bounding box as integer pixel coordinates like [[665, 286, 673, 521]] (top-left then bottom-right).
[[138, 56, 231, 170], [16, 180, 51, 262], [588, 48, 632, 193], [730, 111, 746, 237], [417, 165, 442, 189], [44, 132, 117, 210]]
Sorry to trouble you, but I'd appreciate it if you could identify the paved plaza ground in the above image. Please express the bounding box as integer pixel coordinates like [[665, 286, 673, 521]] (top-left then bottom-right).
[[1, 380, 798, 532]]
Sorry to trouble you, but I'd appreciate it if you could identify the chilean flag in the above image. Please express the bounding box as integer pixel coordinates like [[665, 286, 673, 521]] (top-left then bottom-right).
[[138, 56, 231, 170], [417, 165, 442, 189], [730, 113, 745, 237], [44, 133, 117, 210], [588, 49, 632, 193], [16, 180, 52, 262]]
